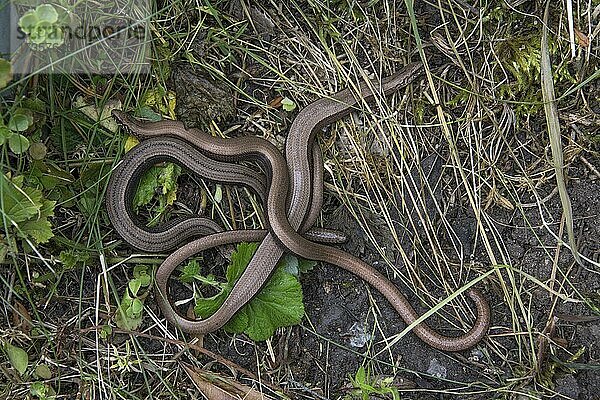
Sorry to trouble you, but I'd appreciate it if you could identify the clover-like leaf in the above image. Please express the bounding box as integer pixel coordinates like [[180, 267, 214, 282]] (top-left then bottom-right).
[[8, 113, 32, 132], [29, 21, 51, 44], [34, 363, 52, 379], [8, 134, 30, 154], [35, 4, 59, 23], [18, 10, 38, 34]]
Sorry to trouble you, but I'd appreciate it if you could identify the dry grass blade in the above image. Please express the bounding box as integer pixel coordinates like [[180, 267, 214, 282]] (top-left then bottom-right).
[[540, 2, 581, 265]]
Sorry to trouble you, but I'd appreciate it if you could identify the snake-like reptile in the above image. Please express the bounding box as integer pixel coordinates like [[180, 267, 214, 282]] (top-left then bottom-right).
[[106, 62, 491, 351]]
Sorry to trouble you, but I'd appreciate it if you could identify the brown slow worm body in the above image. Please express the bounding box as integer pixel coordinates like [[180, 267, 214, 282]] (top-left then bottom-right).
[[106, 62, 491, 351]]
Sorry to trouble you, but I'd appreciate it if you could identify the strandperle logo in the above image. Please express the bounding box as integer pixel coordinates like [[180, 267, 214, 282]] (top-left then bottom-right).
[[6, 0, 151, 74]]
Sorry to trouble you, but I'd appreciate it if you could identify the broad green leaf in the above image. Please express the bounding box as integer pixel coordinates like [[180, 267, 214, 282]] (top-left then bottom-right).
[[195, 289, 231, 318], [298, 258, 317, 274], [8, 114, 32, 132], [18, 10, 38, 34], [226, 242, 257, 282], [130, 299, 143, 315], [116, 288, 145, 330], [19, 198, 55, 243], [30, 161, 75, 190], [194, 242, 305, 341], [3, 342, 28, 375], [99, 325, 112, 339], [30, 21, 50, 44], [240, 266, 304, 341], [135, 105, 162, 122], [8, 134, 30, 154], [0, 59, 12, 89], [280, 254, 299, 276], [35, 4, 58, 24], [133, 167, 161, 208], [133, 163, 181, 224], [44, 24, 64, 46], [0, 174, 43, 225], [30, 381, 47, 397]]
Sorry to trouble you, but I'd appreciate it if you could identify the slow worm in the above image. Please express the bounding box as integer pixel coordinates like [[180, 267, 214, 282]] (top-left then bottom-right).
[[106, 62, 491, 351]]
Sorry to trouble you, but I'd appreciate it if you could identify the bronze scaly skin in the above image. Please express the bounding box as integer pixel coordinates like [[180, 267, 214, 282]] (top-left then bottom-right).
[[106, 62, 491, 351]]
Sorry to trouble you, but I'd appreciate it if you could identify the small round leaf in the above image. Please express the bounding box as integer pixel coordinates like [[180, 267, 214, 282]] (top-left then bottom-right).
[[8, 113, 32, 132], [35, 4, 58, 23], [8, 134, 30, 154], [18, 10, 38, 34], [29, 142, 47, 160]]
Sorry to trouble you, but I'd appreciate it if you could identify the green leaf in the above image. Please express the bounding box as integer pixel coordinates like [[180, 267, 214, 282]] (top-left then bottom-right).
[[214, 185, 222, 203], [34, 363, 52, 379], [44, 25, 63, 46], [59, 250, 90, 269], [133, 164, 180, 209], [128, 278, 142, 297], [132, 167, 160, 208], [35, 4, 58, 24], [28, 142, 47, 160], [226, 242, 258, 282], [133, 265, 152, 287], [280, 254, 299, 276], [18, 10, 38, 34], [0, 174, 43, 225], [298, 258, 317, 274], [8, 112, 33, 132], [238, 266, 304, 341], [19, 198, 55, 243], [130, 298, 143, 315], [30, 381, 46, 397], [8, 134, 30, 154], [99, 325, 112, 339], [180, 259, 201, 283], [135, 105, 163, 122], [195, 289, 231, 318], [0, 59, 12, 89], [0, 126, 12, 145], [30, 21, 50, 44], [194, 242, 305, 341], [3, 342, 28, 375], [281, 97, 296, 111]]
